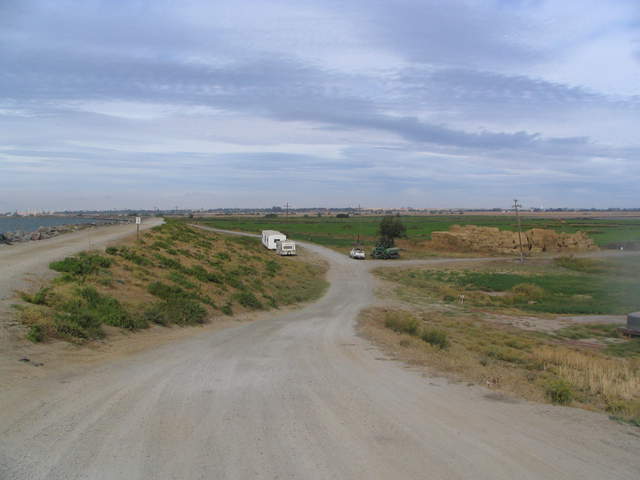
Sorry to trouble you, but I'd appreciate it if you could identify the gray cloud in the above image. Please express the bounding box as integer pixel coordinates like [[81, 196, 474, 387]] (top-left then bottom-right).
[[0, 0, 638, 210]]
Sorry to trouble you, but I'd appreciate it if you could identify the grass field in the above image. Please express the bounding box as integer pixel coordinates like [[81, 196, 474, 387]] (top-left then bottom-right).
[[192, 215, 640, 252], [367, 253, 640, 423], [16, 221, 328, 342], [377, 255, 640, 315]]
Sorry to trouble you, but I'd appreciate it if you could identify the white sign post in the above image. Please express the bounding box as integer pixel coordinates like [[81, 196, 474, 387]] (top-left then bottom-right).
[[135, 216, 141, 241]]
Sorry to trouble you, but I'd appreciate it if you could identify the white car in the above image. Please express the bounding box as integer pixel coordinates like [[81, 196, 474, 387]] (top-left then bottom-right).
[[349, 247, 366, 260]]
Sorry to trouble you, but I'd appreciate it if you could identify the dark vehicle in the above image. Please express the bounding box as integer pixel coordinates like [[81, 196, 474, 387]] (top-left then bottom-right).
[[371, 246, 400, 259]]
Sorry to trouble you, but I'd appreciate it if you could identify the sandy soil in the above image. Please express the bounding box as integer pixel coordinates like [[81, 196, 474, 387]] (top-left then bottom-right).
[[1, 228, 639, 479]]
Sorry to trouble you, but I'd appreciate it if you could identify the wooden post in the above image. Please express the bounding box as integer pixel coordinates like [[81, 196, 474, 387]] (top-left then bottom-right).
[[513, 199, 524, 263]]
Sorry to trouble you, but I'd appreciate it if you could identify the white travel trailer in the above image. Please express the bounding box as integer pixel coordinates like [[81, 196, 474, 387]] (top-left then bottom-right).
[[276, 240, 296, 256], [261, 230, 287, 250]]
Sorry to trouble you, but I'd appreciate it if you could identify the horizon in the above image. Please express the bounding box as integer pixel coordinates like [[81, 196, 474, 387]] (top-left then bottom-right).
[[1, 1, 639, 210]]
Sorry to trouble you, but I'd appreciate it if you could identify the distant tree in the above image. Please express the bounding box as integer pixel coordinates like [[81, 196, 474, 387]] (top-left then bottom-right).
[[377, 216, 406, 248], [264, 213, 278, 218], [336, 213, 350, 218]]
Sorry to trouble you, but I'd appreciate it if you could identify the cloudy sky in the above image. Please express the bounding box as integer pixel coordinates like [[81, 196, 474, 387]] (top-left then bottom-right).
[[1, 0, 639, 210]]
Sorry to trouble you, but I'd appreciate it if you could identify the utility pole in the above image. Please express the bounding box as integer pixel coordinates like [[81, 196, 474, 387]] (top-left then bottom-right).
[[357, 203, 361, 245], [513, 199, 525, 263]]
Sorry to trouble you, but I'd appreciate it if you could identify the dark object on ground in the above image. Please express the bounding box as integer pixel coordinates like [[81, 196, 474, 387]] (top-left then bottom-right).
[[619, 312, 640, 337], [371, 246, 400, 259]]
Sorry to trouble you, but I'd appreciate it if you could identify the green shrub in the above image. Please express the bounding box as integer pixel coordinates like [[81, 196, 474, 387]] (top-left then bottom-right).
[[143, 303, 170, 325], [186, 265, 221, 284], [421, 329, 450, 349], [154, 254, 184, 271], [546, 379, 574, 405], [265, 260, 281, 276], [263, 294, 278, 308], [216, 252, 230, 261], [486, 346, 526, 364], [20, 287, 50, 305], [235, 292, 263, 310], [226, 275, 246, 290], [76, 286, 145, 330], [50, 253, 112, 277], [162, 297, 207, 325], [168, 272, 197, 290], [26, 324, 44, 342], [221, 303, 233, 316], [118, 247, 152, 266], [105, 246, 118, 255], [384, 311, 419, 336], [148, 281, 187, 300]]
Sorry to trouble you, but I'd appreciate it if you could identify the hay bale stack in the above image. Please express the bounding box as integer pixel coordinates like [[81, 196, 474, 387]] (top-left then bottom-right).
[[429, 225, 597, 254]]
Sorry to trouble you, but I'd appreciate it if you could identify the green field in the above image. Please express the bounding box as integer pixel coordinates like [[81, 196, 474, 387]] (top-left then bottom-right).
[[192, 215, 640, 250], [377, 255, 640, 315]]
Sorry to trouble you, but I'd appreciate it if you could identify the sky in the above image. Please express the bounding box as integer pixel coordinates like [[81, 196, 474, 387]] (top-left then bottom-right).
[[1, 0, 639, 211]]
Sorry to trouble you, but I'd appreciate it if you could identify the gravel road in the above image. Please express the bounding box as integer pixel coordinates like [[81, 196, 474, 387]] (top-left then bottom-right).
[[1, 226, 638, 479]]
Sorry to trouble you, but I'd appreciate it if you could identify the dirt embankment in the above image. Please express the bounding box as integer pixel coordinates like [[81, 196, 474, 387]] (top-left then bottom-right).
[[428, 225, 597, 255]]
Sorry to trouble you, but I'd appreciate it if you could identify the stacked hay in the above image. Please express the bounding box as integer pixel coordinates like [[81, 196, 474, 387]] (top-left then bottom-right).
[[429, 225, 596, 254]]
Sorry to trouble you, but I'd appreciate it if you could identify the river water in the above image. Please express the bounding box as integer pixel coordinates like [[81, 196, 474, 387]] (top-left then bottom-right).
[[0, 216, 114, 234]]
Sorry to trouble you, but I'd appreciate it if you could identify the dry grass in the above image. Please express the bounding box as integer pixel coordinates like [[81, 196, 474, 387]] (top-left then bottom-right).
[[358, 306, 640, 424], [533, 346, 640, 402]]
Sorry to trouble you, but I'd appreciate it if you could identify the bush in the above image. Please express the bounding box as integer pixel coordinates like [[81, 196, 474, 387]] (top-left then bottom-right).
[[546, 379, 574, 405], [511, 283, 544, 301], [421, 329, 449, 349], [148, 281, 188, 300], [26, 324, 44, 342], [154, 254, 184, 271], [118, 247, 152, 266], [105, 246, 118, 255], [162, 297, 207, 325], [486, 346, 526, 364], [76, 286, 145, 330], [20, 287, 50, 305], [384, 311, 419, 336], [235, 292, 263, 310], [50, 253, 112, 277], [168, 272, 197, 290], [265, 260, 281, 276], [143, 303, 170, 325], [221, 303, 233, 316], [186, 265, 221, 283]]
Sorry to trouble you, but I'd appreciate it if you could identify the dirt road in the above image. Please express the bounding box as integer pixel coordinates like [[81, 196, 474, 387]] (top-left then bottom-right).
[[1, 227, 638, 479]]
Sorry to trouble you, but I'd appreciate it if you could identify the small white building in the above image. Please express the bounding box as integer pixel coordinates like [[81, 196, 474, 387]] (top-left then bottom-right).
[[261, 230, 287, 250]]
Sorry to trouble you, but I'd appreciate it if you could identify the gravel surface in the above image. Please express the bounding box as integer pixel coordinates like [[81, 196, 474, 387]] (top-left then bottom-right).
[[0, 226, 638, 479]]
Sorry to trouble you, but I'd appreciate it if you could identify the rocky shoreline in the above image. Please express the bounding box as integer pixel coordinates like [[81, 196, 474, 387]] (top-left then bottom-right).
[[0, 219, 132, 245]]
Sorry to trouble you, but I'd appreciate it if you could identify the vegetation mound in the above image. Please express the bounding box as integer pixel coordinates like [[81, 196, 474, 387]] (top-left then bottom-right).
[[17, 221, 327, 342]]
